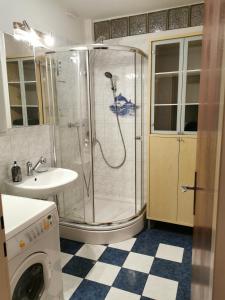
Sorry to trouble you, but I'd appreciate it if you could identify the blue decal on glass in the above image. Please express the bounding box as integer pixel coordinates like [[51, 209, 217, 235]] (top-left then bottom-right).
[[109, 93, 138, 117]]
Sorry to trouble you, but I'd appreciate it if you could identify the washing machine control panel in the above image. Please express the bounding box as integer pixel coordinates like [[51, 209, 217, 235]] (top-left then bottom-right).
[[7, 210, 58, 260]]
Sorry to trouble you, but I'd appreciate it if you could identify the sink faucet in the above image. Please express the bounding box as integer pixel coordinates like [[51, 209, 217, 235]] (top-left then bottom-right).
[[26, 156, 47, 176]]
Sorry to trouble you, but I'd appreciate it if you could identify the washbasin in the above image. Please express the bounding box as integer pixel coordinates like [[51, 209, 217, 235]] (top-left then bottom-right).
[[5, 168, 78, 199]]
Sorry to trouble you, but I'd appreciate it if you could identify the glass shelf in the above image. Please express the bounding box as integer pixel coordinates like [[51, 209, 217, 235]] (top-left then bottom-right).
[[155, 71, 179, 77]]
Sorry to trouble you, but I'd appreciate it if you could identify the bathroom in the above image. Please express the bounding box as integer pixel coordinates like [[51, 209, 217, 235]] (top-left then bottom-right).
[[1, 0, 225, 299]]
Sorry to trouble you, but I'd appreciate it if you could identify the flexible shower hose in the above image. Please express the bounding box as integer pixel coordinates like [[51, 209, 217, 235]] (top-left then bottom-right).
[[96, 90, 127, 169], [75, 88, 127, 199]]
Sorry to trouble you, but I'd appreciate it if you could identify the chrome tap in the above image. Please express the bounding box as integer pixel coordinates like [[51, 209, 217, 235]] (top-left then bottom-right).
[[26, 161, 33, 176], [26, 156, 47, 176]]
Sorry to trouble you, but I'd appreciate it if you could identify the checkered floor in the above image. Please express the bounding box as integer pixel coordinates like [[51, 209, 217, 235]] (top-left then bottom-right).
[[60, 226, 192, 300]]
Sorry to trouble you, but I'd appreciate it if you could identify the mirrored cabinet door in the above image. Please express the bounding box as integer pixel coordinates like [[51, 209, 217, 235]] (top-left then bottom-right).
[[151, 35, 202, 134], [6, 58, 40, 126], [3, 33, 46, 128], [7, 60, 24, 125]]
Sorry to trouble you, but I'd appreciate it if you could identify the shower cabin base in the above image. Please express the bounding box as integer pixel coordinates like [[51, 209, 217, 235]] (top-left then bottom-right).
[[59, 209, 145, 245]]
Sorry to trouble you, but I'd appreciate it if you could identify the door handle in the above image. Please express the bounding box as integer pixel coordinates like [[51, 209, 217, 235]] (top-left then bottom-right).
[[181, 185, 196, 192], [181, 172, 198, 215]]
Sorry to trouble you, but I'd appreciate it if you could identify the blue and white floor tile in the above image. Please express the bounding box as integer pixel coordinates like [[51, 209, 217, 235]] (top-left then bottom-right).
[[60, 225, 192, 300]]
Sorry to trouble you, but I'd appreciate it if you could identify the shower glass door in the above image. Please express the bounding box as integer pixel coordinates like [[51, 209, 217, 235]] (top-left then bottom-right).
[[90, 49, 141, 224], [46, 46, 146, 226], [48, 50, 94, 224]]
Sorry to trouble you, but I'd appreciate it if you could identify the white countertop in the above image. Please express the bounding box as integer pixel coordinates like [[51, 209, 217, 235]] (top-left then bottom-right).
[[2, 194, 56, 240]]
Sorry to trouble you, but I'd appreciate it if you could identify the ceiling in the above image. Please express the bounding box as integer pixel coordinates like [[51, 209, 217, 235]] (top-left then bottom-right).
[[58, 0, 203, 20]]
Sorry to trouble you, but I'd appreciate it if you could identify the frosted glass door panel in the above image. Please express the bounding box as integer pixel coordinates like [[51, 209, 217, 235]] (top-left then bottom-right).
[[23, 60, 36, 81], [25, 83, 38, 105], [8, 83, 22, 106], [155, 74, 178, 104], [11, 107, 23, 126], [187, 40, 202, 70], [154, 106, 177, 131], [184, 105, 198, 131], [27, 107, 39, 125], [155, 43, 180, 73], [7, 61, 20, 82], [186, 74, 200, 103]]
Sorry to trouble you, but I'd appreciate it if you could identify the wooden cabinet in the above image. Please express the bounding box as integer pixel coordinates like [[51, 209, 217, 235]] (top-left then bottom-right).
[[148, 135, 196, 226], [147, 31, 202, 227]]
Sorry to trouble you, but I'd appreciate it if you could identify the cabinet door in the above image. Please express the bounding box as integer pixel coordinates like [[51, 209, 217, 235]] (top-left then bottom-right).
[[151, 39, 184, 134], [181, 36, 202, 133], [149, 135, 179, 223], [177, 137, 197, 226]]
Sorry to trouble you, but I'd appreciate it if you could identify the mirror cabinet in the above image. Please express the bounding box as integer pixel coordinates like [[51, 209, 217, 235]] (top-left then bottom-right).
[[0, 32, 46, 129]]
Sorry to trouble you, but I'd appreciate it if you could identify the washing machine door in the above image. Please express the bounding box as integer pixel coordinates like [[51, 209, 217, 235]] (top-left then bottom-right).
[[11, 252, 52, 300]]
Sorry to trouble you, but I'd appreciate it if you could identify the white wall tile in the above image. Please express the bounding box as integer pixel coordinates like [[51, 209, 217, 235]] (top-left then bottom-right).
[[0, 125, 52, 193]]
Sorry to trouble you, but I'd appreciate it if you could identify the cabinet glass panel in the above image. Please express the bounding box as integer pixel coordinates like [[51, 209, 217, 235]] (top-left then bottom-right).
[[11, 107, 23, 126], [187, 40, 202, 70], [25, 83, 38, 105], [27, 107, 39, 125], [8, 83, 22, 106], [155, 43, 180, 73], [184, 105, 198, 131], [155, 74, 178, 104], [23, 60, 36, 81], [7, 61, 20, 82], [186, 73, 200, 103], [154, 106, 177, 131]]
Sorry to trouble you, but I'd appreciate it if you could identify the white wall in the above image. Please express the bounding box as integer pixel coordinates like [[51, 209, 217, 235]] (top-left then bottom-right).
[[0, 0, 86, 46], [101, 26, 203, 54]]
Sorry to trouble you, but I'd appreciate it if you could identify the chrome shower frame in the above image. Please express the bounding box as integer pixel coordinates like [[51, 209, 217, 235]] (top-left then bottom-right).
[[45, 44, 148, 244]]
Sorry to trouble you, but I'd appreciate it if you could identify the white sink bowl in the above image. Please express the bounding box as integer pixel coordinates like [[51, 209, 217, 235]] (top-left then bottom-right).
[[5, 168, 78, 199]]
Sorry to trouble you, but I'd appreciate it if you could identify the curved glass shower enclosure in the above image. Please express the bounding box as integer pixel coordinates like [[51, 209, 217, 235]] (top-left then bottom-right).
[[45, 45, 147, 242]]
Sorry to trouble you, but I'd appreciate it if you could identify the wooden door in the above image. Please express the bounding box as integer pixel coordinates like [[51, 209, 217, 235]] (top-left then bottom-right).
[[149, 135, 179, 223], [192, 0, 225, 299], [0, 194, 11, 299], [177, 136, 197, 226]]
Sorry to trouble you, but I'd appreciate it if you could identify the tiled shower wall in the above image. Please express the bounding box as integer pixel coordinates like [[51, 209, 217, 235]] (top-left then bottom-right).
[[94, 3, 204, 41], [0, 125, 52, 192], [93, 50, 137, 204]]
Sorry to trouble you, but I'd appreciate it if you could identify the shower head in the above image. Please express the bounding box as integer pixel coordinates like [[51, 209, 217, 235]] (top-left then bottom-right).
[[105, 71, 117, 93], [104, 72, 113, 79]]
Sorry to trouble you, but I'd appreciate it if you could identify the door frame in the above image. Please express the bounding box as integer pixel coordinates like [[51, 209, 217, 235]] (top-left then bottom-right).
[[0, 194, 11, 299]]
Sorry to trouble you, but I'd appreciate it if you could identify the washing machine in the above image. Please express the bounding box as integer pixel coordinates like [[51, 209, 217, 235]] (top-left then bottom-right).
[[2, 194, 63, 300]]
